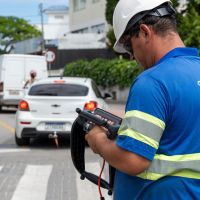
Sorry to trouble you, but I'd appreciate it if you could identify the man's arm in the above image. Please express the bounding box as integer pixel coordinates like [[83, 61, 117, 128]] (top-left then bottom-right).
[[85, 126, 151, 176], [23, 80, 29, 89]]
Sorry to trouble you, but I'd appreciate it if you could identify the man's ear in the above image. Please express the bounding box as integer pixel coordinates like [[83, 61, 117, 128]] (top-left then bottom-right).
[[139, 24, 152, 41]]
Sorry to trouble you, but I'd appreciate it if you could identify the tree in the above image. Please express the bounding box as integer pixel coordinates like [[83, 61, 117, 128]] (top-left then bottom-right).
[[0, 16, 41, 54], [176, 0, 200, 49], [105, 0, 119, 25], [105, 0, 119, 49]]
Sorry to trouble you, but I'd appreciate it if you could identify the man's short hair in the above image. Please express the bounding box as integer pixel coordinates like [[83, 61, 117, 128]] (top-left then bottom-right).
[[126, 2, 177, 38], [131, 14, 177, 37]]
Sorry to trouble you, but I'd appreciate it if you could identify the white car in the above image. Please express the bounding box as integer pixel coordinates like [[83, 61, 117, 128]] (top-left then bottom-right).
[[15, 77, 109, 146]]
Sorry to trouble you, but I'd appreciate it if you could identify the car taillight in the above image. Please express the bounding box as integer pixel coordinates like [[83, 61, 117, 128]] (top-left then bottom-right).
[[84, 101, 97, 111], [19, 100, 30, 111]]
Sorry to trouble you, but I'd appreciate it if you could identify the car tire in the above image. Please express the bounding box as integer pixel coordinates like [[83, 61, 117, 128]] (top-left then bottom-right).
[[15, 132, 30, 146]]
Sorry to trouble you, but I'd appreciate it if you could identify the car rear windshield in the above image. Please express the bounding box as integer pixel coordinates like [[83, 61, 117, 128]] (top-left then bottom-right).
[[29, 83, 89, 96]]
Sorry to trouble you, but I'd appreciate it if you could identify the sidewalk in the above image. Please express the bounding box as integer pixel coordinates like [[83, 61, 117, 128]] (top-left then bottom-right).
[[106, 101, 126, 118]]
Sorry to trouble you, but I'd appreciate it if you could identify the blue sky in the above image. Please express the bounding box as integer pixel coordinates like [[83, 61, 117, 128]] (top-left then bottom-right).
[[0, 0, 68, 24]]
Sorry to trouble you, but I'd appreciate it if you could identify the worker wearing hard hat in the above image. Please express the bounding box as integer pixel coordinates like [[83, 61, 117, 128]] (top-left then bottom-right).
[[85, 0, 200, 199]]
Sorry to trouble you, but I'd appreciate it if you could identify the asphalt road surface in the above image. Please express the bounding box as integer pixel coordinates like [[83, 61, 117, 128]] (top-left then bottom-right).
[[0, 103, 125, 200]]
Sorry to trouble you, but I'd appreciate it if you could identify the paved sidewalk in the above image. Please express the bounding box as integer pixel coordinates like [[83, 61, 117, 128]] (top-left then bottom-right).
[[106, 101, 125, 118]]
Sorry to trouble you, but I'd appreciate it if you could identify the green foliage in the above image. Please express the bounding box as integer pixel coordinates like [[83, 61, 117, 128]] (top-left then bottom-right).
[[105, 0, 119, 48], [105, 0, 119, 25], [171, 0, 180, 8], [63, 58, 143, 88], [176, 0, 200, 49], [106, 27, 116, 49], [0, 16, 41, 54], [178, 8, 200, 48]]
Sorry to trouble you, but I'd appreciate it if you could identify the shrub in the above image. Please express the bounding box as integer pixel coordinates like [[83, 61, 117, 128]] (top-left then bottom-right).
[[63, 58, 143, 88]]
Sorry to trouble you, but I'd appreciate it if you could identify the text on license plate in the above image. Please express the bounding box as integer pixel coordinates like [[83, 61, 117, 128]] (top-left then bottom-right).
[[45, 122, 65, 131], [9, 90, 20, 95]]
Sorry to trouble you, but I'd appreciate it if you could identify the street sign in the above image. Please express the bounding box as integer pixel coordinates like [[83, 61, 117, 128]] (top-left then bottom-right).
[[45, 50, 56, 63]]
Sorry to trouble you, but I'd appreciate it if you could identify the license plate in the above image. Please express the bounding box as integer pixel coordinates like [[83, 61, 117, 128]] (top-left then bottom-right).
[[9, 90, 20, 95], [45, 122, 65, 131]]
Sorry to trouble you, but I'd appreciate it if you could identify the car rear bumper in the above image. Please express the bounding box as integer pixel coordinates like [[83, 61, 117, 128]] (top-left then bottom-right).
[[0, 98, 20, 106], [21, 128, 70, 138], [15, 114, 76, 138]]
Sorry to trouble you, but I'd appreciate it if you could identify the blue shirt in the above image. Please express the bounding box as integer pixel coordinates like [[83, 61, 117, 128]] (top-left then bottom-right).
[[114, 47, 200, 200]]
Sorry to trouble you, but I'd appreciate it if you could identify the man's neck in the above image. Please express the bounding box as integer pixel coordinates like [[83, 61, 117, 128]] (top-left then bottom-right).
[[154, 33, 185, 63]]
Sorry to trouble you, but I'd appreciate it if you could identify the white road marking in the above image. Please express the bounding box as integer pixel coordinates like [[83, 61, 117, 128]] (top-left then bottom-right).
[[0, 148, 30, 153], [0, 166, 2, 171], [11, 165, 52, 200], [76, 162, 112, 200]]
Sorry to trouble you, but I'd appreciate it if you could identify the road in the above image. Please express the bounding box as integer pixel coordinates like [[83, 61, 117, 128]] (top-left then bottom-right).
[[0, 103, 125, 200], [106, 102, 125, 118]]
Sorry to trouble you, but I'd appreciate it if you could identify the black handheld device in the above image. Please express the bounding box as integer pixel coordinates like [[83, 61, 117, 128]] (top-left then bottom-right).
[[70, 108, 122, 195], [76, 108, 122, 139]]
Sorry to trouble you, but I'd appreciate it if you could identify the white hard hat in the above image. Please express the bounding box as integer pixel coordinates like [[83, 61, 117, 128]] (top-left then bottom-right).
[[113, 0, 172, 53]]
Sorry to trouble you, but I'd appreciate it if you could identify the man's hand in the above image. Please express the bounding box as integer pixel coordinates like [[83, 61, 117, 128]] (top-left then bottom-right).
[[85, 125, 109, 154], [85, 125, 151, 176]]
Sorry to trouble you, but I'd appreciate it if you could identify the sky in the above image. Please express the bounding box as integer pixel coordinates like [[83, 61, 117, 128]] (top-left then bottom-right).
[[0, 0, 68, 25]]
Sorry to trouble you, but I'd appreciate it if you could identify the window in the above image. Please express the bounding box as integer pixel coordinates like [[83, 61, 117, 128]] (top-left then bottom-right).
[[54, 15, 64, 19], [74, 0, 86, 11], [29, 84, 89, 96]]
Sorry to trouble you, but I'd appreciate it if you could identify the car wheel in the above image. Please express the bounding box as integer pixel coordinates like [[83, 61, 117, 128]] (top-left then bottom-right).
[[15, 132, 30, 146]]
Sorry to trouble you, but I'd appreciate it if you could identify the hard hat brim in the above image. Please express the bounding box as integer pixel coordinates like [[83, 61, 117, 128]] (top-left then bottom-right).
[[113, 40, 129, 54]]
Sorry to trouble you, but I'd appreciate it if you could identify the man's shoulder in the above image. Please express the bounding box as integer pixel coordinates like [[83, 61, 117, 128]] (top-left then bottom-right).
[[137, 58, 179, 81], [135, 65, 163, 83]]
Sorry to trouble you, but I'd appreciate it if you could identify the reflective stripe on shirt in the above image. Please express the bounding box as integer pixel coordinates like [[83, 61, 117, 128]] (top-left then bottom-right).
[[125, 110, 165, 130], [118, 110, 165, 149], [137, 153, 200, 180], [117, 110, 200, 181]]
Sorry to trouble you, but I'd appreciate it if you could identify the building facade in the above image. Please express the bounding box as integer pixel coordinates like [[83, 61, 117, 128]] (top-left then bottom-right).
[[13, 5, 69, 54], [36, 5, 70, 44], [69, 0, 107, 34], [12, 1, 113, 68]]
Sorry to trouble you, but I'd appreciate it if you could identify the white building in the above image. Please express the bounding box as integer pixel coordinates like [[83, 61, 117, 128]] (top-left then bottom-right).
[[36, 5, 70, 44], [13, 1, 108, 53], [58, 33, 106, 49], [69, 0, 107, 34], [36, 1, 108, 49], [59, 0, 107, 49]]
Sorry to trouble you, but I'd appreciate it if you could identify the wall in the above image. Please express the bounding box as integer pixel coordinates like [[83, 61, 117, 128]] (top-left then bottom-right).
[[45, 47, 117, 69], [36, 8, 70, 41], [69, 0, 107, 33], [100, 86, 130, 104]]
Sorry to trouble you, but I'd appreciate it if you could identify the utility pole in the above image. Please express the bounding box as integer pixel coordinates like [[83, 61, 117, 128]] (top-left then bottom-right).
[[39, 3, 45, 53]]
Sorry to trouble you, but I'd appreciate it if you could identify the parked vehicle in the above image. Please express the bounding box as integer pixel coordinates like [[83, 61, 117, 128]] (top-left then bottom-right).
[[0, 54, 48, 111], [15, 77, 109, 146]]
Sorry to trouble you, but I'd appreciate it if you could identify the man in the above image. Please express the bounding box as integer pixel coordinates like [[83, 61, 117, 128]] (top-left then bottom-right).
[[23, 70, 37, 89], [85, 0, 200, 199]]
